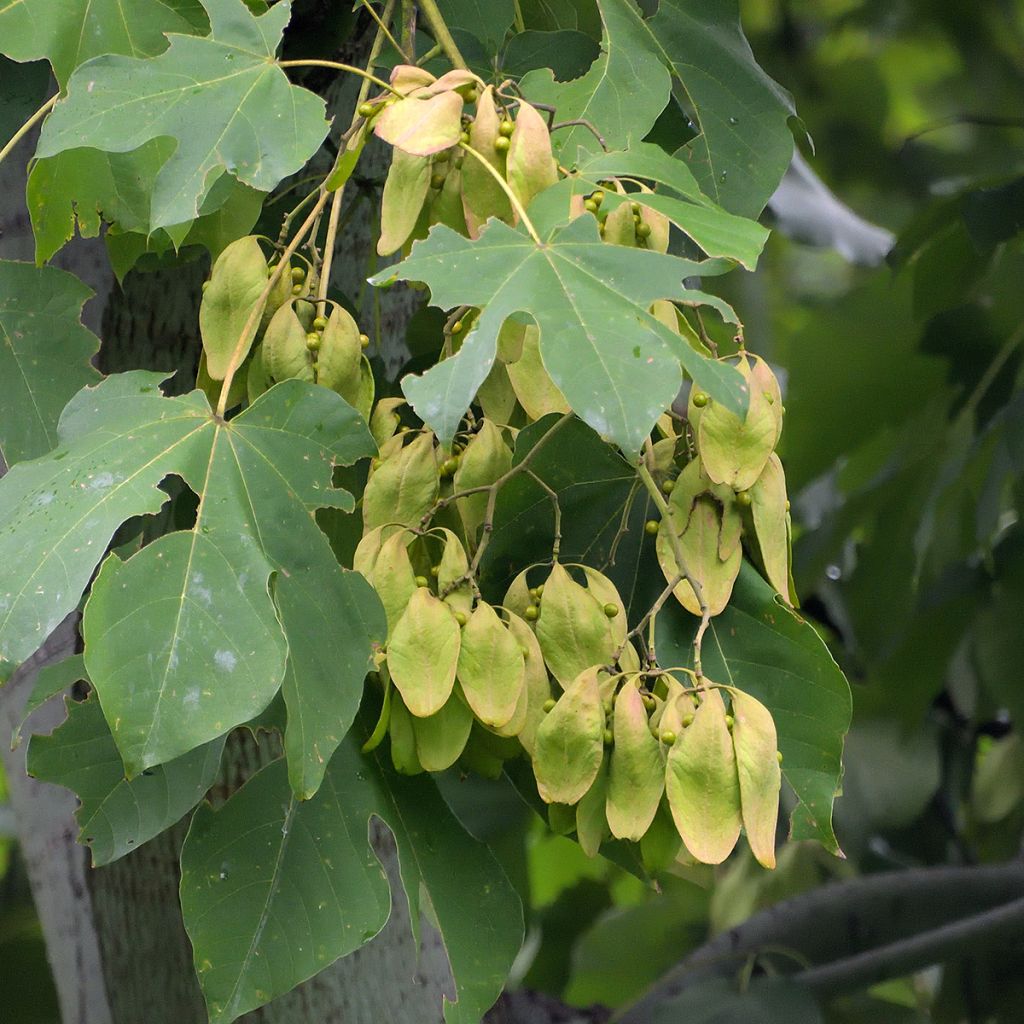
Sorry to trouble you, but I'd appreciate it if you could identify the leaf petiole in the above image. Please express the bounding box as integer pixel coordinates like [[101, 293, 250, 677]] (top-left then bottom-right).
[[0, 93, 56, 170]]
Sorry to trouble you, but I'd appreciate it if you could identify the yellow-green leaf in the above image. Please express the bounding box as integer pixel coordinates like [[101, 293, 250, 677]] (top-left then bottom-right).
[[387, 589, 461, 717], [665, 688, 741, 864], [389, 694, 422, 774], [453, 419, 512, 544], [316, 305, 362, 403], [576, 759, 609, 857], [412, 688, 474, 771]]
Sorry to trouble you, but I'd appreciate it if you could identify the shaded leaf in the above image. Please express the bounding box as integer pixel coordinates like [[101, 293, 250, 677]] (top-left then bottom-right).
[[387, 589, 461, 717]]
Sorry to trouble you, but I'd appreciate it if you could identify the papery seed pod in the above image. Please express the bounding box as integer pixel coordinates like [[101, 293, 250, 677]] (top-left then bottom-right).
[[547, 802, 576, 836], [315, 304, 363, 403], [261, 259, 295, 332], [635, 185, 670, 253], [665, 688, 742, 864], [476, 359, 519, 424], [246, 342, 271, 403], [507, 325, 570, 421], [578, 566, 627, 649], [535, 563, 616, 686], [429, 158, 470, 234], [576, 759, 610, 857], [363, 431, 439, 536], [601, 193, 638, 247], [371, 529, 419, 635], [369, 397, 406, 448], [462, 85, 513, 237], [387, 589, 461, 717], [607, 682, 666, 840], [656, 459, 742, 617], [503, 569, 535, 622], [639, 800, 683, 874], [456, 602, 525, 729], [746, 453, 791, 600], [458, 721, 521, 779], [199, 235, 269, 379], [453, 419, 512, 544], [506, 100, 558, 212], [412, 687, 474, 771], [533, 666, 605, 804], [379, 149, 433, 256], [748, 353, 784, 446], [435, 528, 473, 619], [262, 301, 314, 383], [374, 79, 465, 156], [696, 354, 779, 492], [504, 612, 551, 753], [389, 695, 423, 775], [729, 689, 782, 869]]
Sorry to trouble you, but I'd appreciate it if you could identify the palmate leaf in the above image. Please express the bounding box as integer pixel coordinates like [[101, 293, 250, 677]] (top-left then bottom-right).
[[28, 690, 225, 867], [180, 736, 523, 1024], [0, 0, 207, 86], [372, 216, 746, 456], [0, 260, 100, 466], [655, 564, 851, 852], [35, 0, 329, 231], [0, 372, 384, 795], [520, 0, 671, 160]]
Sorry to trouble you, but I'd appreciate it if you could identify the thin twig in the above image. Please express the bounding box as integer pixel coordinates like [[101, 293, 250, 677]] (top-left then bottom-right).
[[361, 1, 409, 63], [0, 94, 56, 170], [550, 118, 608, 150], [417, 0, 468, 69], [526, 470, 562, 562]]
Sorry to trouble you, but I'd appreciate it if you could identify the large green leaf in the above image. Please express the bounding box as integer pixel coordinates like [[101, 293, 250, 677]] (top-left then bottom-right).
[[35, 0, 329, 230], [520, 0, 671, 161], [435, 0, 515, 52], [28, 691, 225, 866], [373, 216, 745, 455], [180, 737, 523, 1024], [0, 0, 207, 86], [0, 372, 382, 789], [0, 260, 100, 466], [655, 564, 851, 852], [602, 0, 796, 217], [26, 140, 264, 267]]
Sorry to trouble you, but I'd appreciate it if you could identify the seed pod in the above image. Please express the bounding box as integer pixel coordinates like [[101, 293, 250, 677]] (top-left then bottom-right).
[[601, 195, 638, 247], [547, 802, 576, 836], [533, 666, 605, 804], [246, 342, 271, 403], [261, 260, 295, 332], [456, 602, 525, 728], [453, 419, 512, 543], [477, 359, 518, 424], [656, 459, 742, 617], [503, 569, 535, 621], [196, 351, 246, 411], [635, 185, 669, 253], [506, 101, 557, 212], [379, 149, 432, 256], [459, 721, 521, 780], [371, 529, 419, 635], [578, 567, 627, 648], [748, 354, 784, 446], [374, 85, 465, 156], [435, 528, 473, 619], [387, 589, 461, 717], [504, 612, 551, 753], [507, 326, 570, 421], [315, 305, 363, 404], [697, 354, 779, 492], [461, 85, 513, 237], [390, 64, 437, 94], [497, 319, 526, 363], [412, 687, 474, 771], [729, 689, 781, 869], [369, 397, 406, 448], [576, 759, 610, 857], [389, 695, 422, 775], [665, 688, 742, 864], [363, 431, 439, 536], [262, 301, 314, 383], [536, 563, 616, 686], [199, 235, 269, 379], [747, 453, 790, 600], [429, 159, 470, 234], [639, 800, 682, 874], [353, 356, 375, 422], [607, 683, 665, 840]]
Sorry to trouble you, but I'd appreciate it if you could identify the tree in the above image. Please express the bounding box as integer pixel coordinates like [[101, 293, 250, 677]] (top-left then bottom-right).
[[1, 2, 1022, 1023]]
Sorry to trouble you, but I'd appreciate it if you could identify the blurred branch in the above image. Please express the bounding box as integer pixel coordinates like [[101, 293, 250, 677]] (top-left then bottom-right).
[[617, 861, 1024, 1022]]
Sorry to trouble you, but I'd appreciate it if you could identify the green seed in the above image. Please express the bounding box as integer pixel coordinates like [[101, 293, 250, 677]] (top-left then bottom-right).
[[499, 119, 514, 137], [641, 693, 656, 711], [451, 319, 463, 334], [494, 136, 511, 153], [542, 698, 556, 713], [725, 714, 735, 730], [290, 266, 306, 283], [358, 102, 376, 118], [692, 391, 708, 408], [464, 87, 479, 103], [584, 199, 598, 214], [359, 333, 370, 349], [660, 730, 677, 746], [535, 584, 544, 597], [430, 565, 440, 577], [591, 190, 604, 207], [430, 172, 446, 190], [524, 604, 539, 621], [631, 201, 642, 214], [644, 519, 660, 536], [603, 728, 614, 746], [306, 332, 321, 352], [777, 750, 784, 764], [603, 602, 619, 618], [415, 576, 429, 588], [636, 221, 652, 240], [454, 611, 468, 626], [291, 283, 303, 295], [459, 130, 470, 144], [661, 478, 675, 494], [735, 491, 752, 508], [312, 315, 328, 331], [681, 713, 694, 728]]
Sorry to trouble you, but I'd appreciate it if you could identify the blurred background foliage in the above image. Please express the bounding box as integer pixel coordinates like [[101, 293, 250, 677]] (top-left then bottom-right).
[[3, 0, 1024, 1021]]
